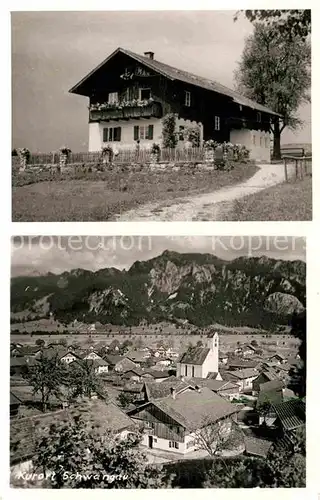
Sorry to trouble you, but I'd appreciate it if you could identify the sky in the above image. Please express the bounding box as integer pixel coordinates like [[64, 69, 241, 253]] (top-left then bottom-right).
[[11, 236, 306, 277], [11, 10, 311, 152]]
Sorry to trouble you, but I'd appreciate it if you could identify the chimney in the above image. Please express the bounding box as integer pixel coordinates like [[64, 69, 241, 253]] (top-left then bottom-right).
[[144, 51, 154, 60], [170, 387, 176, 399]]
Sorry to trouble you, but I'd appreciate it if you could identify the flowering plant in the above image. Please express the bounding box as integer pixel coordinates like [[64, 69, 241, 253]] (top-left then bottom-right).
[[151, 143, 161, 155], [90, 98, 154, 112], [59, 146, 72, 155], [204, 139, 219, 149], [17, 147, 30, 160]]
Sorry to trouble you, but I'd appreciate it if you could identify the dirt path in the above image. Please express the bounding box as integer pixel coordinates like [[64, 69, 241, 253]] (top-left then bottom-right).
[[115, 163, 295, 221]]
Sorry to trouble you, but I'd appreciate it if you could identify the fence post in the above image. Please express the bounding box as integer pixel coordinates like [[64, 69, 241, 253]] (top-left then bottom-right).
[[284, 158, 288, 182]]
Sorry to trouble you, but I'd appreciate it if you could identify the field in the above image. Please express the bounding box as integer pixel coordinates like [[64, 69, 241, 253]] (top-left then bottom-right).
[[12, 163, 257, 222], [223, 176, 312, 221], [11, 325, 299, 355]]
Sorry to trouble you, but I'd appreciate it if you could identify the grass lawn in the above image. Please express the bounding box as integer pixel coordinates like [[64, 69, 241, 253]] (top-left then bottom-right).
[[12, 162, 257, 221], [223, 176, 312, 221]]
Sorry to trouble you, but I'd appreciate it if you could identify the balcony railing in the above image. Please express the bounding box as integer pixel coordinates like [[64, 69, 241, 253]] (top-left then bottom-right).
[[89, 101, 163, 122]]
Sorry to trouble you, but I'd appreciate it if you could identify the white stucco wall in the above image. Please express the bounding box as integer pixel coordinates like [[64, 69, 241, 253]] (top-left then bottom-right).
[[141, 433, 186, 454], [230, 129, 271, 163], [88, 117, 204, 152]]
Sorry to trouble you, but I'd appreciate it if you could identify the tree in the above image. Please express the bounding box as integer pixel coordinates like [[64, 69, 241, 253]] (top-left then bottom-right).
[[236, 10, 311, 40], [256, 401, 271, 426], [235, 24, 311, 159], [117, 391, 137, 409], [35, 338, 45, 347], [33, 411, 174, 488], [288, 310, 306, 397], [202, 430, 305, 488], [196, 340, 203, 348], [67, 360, 105, 400], [193, 418, 244, 457], [24, 352, 66, 412]]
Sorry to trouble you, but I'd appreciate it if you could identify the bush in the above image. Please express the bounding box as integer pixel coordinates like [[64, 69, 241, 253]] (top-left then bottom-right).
[[162, 113, 178, 148]]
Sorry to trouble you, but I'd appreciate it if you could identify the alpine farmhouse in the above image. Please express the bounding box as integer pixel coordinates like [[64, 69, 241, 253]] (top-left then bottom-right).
[[69, 47, 281, 162]]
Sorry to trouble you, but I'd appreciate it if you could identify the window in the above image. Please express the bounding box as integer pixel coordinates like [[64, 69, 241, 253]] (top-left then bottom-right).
[[178, 125, 185, 141], [214, 116, 220, 131], [169, 441, 179, 449], [133, 125, 154, 141], [139, 88, 151, 100], [252, 134, 256, 146], [192, 365, 195, 377], [260, 136, 263, 147], [265, 137, 269, 148], [257, 112, 262, 123], [103, 127, 121, 142], [108, 92, 118, 104], [185, 91, 191, 107], [185, 365, 188, 376]]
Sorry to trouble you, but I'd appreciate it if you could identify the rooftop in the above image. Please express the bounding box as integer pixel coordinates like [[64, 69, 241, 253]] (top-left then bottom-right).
[[152, 387, 238, 431], [179, 347, 210, 365], [10, 400, 136, 465], [69, 47, 281, 117], [272, 399, 305, 431]]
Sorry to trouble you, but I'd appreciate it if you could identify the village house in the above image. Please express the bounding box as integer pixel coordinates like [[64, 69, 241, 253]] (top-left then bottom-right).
[[141, 370, 171, 383], [10, 400, 137, 480], [223, 368, 259, 392], [126, 349, 151, 366], [80, 349, 104, 361], [177, 333, 219, 379], [128, 386, 238, 454], [268, 353, 287, 365], [69, 47, 280, 161], [252, 368, 279, 395]]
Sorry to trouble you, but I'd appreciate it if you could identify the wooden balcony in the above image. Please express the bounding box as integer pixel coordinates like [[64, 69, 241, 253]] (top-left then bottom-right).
[[89, 102, 163, 122]]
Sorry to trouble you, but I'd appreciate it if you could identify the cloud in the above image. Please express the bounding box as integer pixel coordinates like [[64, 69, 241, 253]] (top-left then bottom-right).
[[11, 235, 306, 277]]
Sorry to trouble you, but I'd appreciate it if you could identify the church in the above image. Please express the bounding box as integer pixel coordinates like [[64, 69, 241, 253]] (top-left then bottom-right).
[[177, 333, 220, 379]]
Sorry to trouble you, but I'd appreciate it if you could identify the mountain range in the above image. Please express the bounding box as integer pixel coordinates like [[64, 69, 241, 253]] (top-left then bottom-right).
[[11, 251, 306, 329]]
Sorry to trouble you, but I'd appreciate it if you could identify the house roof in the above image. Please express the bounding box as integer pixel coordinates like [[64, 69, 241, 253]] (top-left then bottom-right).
[[116, 358, 138, 372], [270, 353, 287, 360], [126, 350, 149, 363], [225, 368, 258, 380], [257, 369, 279, 382], [143, 370, 170, 379], [259, 380, 284, 393], [104, 354, 123, 365], [244, 437, 272, 458], [69, 46, 281, 116], [14, 345, 41, 356], [123, 367, 143, 376], [152, 387, 238, 431], [228, 358, 259, 369], [179, 347, 210, 365], [185, 377, 238, 392], [143, 378, 191, 401], [10, 400, 136, 465], [272, 399, 305, 431]]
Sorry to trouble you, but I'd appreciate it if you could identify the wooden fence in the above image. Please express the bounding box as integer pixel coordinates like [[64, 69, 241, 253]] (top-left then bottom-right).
[[13, 147, 233, 168], [283, 155, 312, 182]]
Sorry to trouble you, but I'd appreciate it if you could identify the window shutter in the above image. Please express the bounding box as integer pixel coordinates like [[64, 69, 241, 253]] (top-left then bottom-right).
[[148, 124, 154, 140], [115, 127, 121, 142], [103, 128, 108, 142], [134, 125, 139, 141]]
